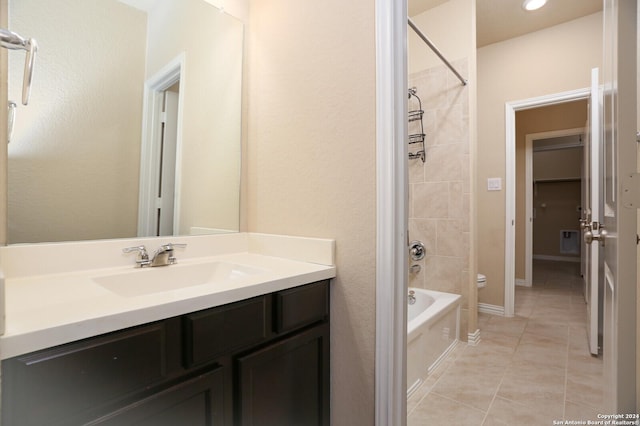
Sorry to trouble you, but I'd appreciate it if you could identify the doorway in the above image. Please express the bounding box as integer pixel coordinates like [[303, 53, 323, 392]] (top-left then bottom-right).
[[520, 128, 585, 286], [504, 89, 591, 316], [137, 55, 185, 238]]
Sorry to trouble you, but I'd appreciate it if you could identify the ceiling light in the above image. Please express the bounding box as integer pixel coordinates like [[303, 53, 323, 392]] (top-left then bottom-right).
[[523, 0, 547, 11]]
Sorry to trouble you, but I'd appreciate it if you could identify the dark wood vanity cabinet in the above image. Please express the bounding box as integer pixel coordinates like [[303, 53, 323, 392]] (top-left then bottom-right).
[[236, 323, 329, 426], [1, 280, 330, 426]]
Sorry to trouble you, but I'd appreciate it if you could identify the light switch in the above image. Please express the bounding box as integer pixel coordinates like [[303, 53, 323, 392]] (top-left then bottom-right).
[[487, 178, 502, 191]]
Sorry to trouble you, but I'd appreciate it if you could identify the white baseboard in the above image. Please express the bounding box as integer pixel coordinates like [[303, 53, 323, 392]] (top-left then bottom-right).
[[533, 254, 580, 263], [515, 279, 531, 287], [467, 329, 481, 346], [427, 339, 459, 375], [478, 303, 505, 316]]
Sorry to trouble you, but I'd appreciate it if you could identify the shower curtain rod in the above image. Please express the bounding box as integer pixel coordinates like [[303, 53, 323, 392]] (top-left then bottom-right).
[[408, 17, 467, 86]]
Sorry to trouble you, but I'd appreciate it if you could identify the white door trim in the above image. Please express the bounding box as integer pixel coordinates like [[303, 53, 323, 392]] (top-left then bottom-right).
[[138, 54, 186, 237], [523, 127, 585, 287], [504, 88, 590, 316], [374, 0, 408, 423]]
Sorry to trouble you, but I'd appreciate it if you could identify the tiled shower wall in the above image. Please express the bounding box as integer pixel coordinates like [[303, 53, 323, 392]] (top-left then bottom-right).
[[408, 59, 471, 339]]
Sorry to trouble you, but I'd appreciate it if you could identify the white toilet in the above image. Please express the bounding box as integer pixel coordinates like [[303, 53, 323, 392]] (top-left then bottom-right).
[[477, 273, 487, 289]]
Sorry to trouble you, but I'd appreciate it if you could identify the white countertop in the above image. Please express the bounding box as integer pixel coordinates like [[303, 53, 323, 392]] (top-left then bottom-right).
[[0, 233, 336, 360]]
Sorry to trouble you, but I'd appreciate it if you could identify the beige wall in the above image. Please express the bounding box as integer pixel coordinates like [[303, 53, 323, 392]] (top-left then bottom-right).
[[245, 0, 377, 423], [478, 13, 602, 306], [532, 179, 582, 258], [146, 0, 243, 235], [514, 101, 587, 278], [7, 0, 146, 243], [409, 0, 473, 73], [533, 149, 582, 180], [408, 0, 477, 340]]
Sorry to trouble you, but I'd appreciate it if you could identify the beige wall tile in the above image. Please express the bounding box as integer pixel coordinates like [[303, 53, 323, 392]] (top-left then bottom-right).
[[413, 182, 449, 218], [410, 218, 437, 256], [448, 181, 464, 218], [436, 219, 464, 257], [424, 145, 464, 182]]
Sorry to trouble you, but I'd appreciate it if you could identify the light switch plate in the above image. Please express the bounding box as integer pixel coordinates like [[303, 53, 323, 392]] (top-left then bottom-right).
[[487, 178, 502, 191]]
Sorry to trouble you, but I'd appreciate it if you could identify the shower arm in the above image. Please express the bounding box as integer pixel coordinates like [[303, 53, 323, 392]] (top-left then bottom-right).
[[407, 18, 467, 86], [0, 28, 38, 105]]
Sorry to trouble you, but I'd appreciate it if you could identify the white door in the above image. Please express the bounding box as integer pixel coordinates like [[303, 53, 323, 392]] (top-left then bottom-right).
[[582, 68, 602, 356], [156, 90, 179, 236], [600, 0, 637, 411]]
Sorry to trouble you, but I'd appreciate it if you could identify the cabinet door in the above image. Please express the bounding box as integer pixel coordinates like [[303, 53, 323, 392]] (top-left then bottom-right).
[[88, 367, 227, 426], [1, 321, 178, 426], [236, 323, 329, 426]]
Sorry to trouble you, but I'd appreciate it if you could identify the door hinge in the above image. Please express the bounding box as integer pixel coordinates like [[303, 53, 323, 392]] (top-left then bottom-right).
[[622, 173, 640, 209]]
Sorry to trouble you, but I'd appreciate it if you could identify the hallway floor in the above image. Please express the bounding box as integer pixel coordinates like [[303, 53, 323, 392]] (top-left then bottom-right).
[[407, 260, 605, 425]]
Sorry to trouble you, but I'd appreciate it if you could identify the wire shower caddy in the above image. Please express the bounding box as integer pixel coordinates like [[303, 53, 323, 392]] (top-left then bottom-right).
[[408, 87, 425, 162]]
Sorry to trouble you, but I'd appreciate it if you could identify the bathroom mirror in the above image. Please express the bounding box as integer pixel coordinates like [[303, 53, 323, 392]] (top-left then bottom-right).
[[6, 0, 243, 244]]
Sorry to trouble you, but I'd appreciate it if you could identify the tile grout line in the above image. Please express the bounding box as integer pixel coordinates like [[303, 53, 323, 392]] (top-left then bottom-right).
[[480, 307, 528, 425], [562, 318, 571, 421]]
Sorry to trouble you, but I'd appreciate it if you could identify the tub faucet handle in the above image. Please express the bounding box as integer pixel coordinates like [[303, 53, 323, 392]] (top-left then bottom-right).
[[409, 240, 426, 261]]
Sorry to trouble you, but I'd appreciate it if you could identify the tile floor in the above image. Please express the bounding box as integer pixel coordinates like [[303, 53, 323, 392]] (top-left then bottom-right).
[[407, 260, 605, 425]]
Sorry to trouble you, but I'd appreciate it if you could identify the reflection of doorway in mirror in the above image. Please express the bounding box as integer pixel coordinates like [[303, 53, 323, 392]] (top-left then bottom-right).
[[137, 54, 185, 238], [155, 85, 180, 236]]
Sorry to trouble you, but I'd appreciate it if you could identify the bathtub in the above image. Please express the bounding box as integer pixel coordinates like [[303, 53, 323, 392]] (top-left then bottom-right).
[[407, 288, 461, 397]]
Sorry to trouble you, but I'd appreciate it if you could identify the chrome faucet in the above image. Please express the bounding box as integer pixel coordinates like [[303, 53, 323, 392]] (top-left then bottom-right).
[[408, 290, 416, 305], [149, 243, 187, 267], [123, 243, 187, 268]]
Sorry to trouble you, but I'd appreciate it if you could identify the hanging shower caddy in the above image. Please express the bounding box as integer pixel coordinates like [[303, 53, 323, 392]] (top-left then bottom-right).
[[408, 87, 425, 162]]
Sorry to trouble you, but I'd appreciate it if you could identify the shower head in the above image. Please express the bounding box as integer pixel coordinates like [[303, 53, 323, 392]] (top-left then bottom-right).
[[408, 87, 417, 99]]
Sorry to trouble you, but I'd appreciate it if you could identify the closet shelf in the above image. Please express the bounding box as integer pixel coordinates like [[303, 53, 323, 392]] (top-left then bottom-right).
[[534, 177, 581, 183]]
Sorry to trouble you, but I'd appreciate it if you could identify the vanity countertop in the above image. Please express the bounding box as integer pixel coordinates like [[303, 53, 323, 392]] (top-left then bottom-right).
[[0, 233, 336, 360]]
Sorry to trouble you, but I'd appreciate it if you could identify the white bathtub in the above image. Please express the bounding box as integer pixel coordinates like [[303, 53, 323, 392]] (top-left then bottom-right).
[[407, 288, 461, 397]]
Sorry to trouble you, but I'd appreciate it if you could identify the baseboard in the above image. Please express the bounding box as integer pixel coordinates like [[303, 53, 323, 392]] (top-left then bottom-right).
[[478, 303, 504, 316], [427, 339, 459, 375], [407, 378, 423, 398], [515, 279, 531, 287], [467, 329, 481, 346], [533, 254, 580, 263]]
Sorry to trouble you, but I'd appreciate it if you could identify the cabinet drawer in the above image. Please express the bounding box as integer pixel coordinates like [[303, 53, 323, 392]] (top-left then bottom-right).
[[184, 295, 268, 367], [2, 322, 171, 426], [274, 280, 329, 334]]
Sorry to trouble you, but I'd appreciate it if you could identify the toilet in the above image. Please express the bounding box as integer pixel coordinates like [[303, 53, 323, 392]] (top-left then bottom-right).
[[477, 273, 487, 289]]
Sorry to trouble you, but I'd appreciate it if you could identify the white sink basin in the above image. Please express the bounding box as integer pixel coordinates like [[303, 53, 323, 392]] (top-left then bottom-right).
[[93, 262, 265, 297]]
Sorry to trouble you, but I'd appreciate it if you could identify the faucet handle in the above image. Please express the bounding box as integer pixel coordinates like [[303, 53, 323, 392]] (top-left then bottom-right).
[[156, 243, 187, 265], [165, 243, 187, 250], [123, 245, 148, 255], [122, 245, 149, 267]]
